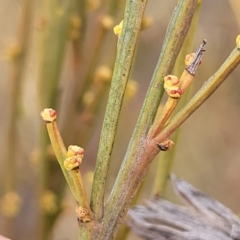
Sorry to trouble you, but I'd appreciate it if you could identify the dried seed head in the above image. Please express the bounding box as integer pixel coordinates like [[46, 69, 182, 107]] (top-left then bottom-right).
[[236, 35, 240, 49], [64, 156, 83, 171], [67, 145, 84, 158], [40, 108, 57, 122], [101, 15, 114, 30], [185, 52, 202, 67], [114, 20, 123, 37], [75, 206, 91, 222]]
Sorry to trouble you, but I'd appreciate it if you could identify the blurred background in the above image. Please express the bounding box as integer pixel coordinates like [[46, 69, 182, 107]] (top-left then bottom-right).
[[0, 0, 240, 239]]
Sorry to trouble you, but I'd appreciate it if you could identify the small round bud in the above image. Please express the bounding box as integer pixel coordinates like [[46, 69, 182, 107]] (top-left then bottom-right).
[[0, 192, 22, 218], [71, 16, 82, 30], [75, 206, 91, 222], [40, 108, 57, 122], [164, 75, 179, 85], [101, 15, 114, 30], [69, 16, 82, 40], [87, 0, 100, 11], [5, 42, 21, 62], [40, 190, 57, 214], [236, 35, 240, 49], [114, 20, 123, 37], [64, 156, 83, 171], [141, 16, 153, 30], [83, 91, 95, 107], [94, 65, 112, 84], [164, 75, 182, 98], [67, 145, 84, 158], [125, 80, 139, 99]]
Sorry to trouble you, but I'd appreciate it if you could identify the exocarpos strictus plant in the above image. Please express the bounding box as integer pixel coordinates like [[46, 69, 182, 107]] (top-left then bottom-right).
[[41, 0, 240, 239], [1, 0, 240, 240]]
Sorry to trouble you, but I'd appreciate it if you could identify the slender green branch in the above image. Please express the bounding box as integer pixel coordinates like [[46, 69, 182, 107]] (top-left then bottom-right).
[[95, 1, 198, 239], [41, 109, 90, 212], [90, 0, 148, 220], [37, 1, 74, 238], [4, 0, 32, 193], [155, 45, 240, 144], [3, 1, 32, 237], [153, 0, 203, 196]]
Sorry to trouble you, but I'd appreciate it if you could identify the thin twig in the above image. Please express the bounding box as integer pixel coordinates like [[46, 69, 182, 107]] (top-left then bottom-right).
[[90, 0, 148, 220], [96, 1, 199, 239], [155, 45, 240, 144]]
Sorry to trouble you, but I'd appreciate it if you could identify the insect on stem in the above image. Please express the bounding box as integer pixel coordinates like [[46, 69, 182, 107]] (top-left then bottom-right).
[[186, 39, 207, 76]]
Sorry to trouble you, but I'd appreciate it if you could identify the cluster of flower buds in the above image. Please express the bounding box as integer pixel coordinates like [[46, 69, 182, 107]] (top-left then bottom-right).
[[164, 40, 207, 98], [114, 20, 123, 37], [75, 206, 91, 223], [163, 75, 182, 98], [64, 145, 84, 171], [40, 108, 57, 122]]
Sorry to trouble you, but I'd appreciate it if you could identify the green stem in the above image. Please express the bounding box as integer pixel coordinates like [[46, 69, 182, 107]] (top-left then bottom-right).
[[155, 46, 240, 144], [153, 0, 203, 196], [90, 0, 148, 220], [44, 117, 92, 220], [37, 1, 74, 238], [96, 1, 198, 239], [3, 0, 32, 238], [5, 0, 32, 191]]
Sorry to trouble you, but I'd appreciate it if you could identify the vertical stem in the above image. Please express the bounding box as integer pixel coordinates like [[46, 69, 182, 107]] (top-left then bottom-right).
[[3, 0, 32, 237], [91, 0, 148, 220], [96, 1, 198, 239], [153, 0, 203, 196]]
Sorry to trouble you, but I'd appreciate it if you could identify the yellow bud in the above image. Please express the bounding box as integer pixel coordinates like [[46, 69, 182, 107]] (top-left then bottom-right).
[[87, 0, 100, 11], [0, 192, 22, 218], [69, 16, 82, 40], [94, 65, 112, 84], [71, 16, 82, 30], [67, 145, 84, 158], [236, 35, 240, 48], [125, 80, 138, 99], [164, 75, 182, 98], [101, 15, 114, 30], [114, 20, 123, 37], [5, 42, 21, 62], [40, 108, 57, 122], [64, 156, 83, 171], [141, 16, 153, 30], [83, 91, 95, 107], [40, 190, 57, 214], [75, 206, 91, 222]]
